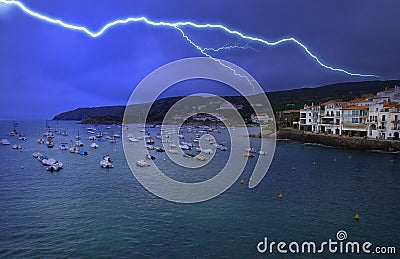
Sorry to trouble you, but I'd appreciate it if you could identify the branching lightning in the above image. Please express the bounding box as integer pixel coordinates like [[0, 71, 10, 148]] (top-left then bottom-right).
[[0, 0, 379, 81]]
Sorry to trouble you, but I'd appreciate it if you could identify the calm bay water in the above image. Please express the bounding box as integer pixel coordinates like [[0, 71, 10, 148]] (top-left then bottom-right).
[[0, 120, 399, 258]]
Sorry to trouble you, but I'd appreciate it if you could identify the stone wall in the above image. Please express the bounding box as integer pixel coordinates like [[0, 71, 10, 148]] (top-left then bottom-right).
[[275, 129, 400, 151]]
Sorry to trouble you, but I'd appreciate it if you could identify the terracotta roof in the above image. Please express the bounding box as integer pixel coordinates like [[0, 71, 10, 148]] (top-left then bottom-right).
[[383, 102, 399, 108], [341, 105, 369, 110], [349, 97, 368, 103], [320, 99, 342, 105]]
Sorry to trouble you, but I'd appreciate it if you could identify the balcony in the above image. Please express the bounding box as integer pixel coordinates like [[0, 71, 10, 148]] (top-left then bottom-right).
[[342, 123, 367, 130]]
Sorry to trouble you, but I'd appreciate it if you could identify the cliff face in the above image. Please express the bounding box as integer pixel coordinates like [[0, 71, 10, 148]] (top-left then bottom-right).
[[277, 129, 400, 151]]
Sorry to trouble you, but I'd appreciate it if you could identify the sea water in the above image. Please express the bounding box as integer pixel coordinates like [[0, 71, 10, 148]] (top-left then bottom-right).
[[0, 121, 399, 258]]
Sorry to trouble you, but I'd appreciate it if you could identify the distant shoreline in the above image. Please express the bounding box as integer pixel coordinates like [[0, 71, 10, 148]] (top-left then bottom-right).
[[251, 128, 400, 152]]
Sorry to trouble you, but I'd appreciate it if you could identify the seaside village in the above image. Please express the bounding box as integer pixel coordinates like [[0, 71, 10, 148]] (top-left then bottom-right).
[[277, 86, 400, 140]]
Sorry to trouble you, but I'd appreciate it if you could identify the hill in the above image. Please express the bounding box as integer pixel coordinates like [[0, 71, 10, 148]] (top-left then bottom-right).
[[52, 80, 400, 123]]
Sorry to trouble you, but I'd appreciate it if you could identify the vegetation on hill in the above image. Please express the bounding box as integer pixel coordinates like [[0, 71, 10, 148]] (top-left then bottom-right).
[[52, 80, 400, 124]]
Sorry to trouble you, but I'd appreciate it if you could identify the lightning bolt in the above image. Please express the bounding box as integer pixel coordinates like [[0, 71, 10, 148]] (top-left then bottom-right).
[[0, 0, 379, 80], [202, 42, 257, 52]]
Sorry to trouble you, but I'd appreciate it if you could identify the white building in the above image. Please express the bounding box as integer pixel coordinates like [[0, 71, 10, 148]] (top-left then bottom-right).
[[299, 105, 313, 131]]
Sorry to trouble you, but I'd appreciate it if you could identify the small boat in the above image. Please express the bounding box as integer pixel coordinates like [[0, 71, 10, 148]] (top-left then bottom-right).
[[246, 147, 257, 153], [193, 137, 200, 143], [219, 145, 228, 151], [47, 162, 63, 172], [155, 147, 165, 152], [100, 155, 114, 168], [244, 152, 255, 158], [145, 154, 156, 160], [0, 139, 11, 145], [75, 141, 84, 147], [178, 134, 185, 139], [38, 138, 45, 144], [195, 155, 208, 161], [42, 158, 58, 166], [32, 152, 42, 158], [146, 139, 154, 145], [136, 159, 150, 167], [60, 143, 68, 150], [201, 149, 213, 154], [90, 143, 99, 149], [46, 137, 54, 148], [196, 147, 202, 152], [89, 136, 96, 140], [146, 145, 155, 150], [69, 147, 79, 153], [183, 153, 195, 158], [78, 150, 88, 156], [12, 144, 22, 149], [179, 144, 191, 150], [18, 135, 27, 141], [38, 155, 48, 161], [61, 131, 68, 136]]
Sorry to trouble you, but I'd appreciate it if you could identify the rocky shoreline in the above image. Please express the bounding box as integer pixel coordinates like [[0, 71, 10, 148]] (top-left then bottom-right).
[[252, 128, 400, 152]]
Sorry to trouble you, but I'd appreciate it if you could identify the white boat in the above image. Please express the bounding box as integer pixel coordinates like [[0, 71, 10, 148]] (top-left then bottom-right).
[[136, 159, 150, 167], [42, 158, 58, 166], [201, 149, 213, 154], [196, 147, 202, 152], [246, 147, 257, 153], [1, 139, 11, 145], [12, 144, 22, 149], [18, 135, 27, 141], [179, 144, 191, 150], [90, 143, 99, 149], [89, 136, 96, 140], [128, 137, 139, 142], [75, 141, 84, 147], [38, 138, 45, 144], [146, 145, 155, 150], [100, 155, 114, 168], [145, 154, 155, 160], [193, 137, 200, 143], [60, 143, 68, 150], [69, 147, 79, 154], [178, 134, 185, 139], [47, 162, 63, 172], [32, 152, 42, 158]]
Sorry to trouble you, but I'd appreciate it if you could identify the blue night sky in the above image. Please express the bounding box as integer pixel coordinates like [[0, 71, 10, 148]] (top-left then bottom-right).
[[0, 0, 399, 119]]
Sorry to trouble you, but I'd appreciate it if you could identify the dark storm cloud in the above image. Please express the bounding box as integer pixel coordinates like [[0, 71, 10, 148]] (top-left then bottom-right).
[[0, 0, 399, 119]]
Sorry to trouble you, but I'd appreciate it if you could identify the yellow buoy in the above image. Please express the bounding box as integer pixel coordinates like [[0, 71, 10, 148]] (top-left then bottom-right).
[[354, 213, 360, 220], [390, 159, 394, 163], [278, 193, 283, 199], [240, 179, 244, 184], [249, 177, 253, 182]]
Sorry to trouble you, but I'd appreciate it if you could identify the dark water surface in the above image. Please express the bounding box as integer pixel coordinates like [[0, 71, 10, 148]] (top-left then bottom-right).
[[0, 121, 399, 258]]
